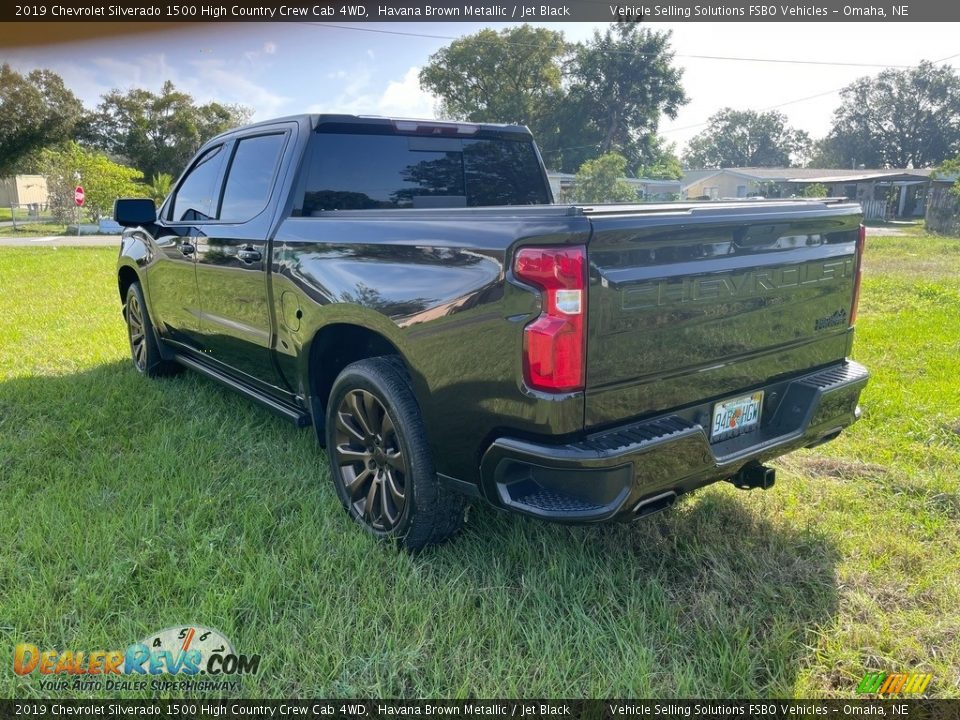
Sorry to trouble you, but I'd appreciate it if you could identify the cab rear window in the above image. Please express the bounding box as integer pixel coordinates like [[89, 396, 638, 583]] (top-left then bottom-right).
[[301, 132, 549, 213]]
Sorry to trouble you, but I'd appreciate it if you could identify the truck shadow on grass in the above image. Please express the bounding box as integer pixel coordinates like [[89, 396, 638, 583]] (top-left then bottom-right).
[[0, 361, 840, 697], [437, 496, 841, 695]]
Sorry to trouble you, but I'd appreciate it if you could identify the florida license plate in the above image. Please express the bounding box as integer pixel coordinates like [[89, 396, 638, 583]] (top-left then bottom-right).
[[711, 391, 763, 441]]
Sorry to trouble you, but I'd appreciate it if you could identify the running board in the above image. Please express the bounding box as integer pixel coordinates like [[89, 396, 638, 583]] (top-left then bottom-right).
[[174, 354, 312, 427]]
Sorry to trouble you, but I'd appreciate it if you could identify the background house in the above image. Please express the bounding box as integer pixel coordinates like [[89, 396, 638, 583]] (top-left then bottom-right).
[[681, 168, 770, 200], [547, 171, 681, 202], [0, 175, 49, 209], [681, 167, 934, 219]]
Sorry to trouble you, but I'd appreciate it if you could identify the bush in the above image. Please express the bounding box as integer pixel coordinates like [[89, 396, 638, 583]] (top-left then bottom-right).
[[570, 153, 639, 204], [800, 182, 829, 198], [40, 142, 144, 223]]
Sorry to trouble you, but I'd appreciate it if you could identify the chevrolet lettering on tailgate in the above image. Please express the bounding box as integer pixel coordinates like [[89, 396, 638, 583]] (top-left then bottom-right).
[[621, 257, 855, 310]]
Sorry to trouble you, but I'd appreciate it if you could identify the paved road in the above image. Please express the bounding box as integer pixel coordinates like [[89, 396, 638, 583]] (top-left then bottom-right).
[[866, 226, 918, 236], [0, 235, 121, 247]]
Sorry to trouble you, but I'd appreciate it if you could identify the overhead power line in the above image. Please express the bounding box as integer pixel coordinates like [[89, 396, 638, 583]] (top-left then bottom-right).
[[305, 22, 960, 148], [660, 50, 960, 136], [308, 22, 930, 69]]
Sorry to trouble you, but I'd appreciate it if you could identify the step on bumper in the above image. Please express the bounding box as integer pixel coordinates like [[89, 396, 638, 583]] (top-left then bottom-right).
[[479, 360, 869, 523]]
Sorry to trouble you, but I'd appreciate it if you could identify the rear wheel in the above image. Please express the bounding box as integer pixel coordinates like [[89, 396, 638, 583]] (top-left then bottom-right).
[[326, 356, 466, 550], [125, 282, 181, 378]]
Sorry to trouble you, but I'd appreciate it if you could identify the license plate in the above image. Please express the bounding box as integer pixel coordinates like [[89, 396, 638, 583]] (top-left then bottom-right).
[[710, 391, 763, 441]]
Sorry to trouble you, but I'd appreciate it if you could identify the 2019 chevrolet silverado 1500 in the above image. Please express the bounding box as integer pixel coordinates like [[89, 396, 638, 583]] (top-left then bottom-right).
[[114, 114, 869, 549]]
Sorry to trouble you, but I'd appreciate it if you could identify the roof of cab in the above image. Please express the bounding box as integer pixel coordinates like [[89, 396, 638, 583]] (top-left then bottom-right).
[[211, 113, 533, 141]]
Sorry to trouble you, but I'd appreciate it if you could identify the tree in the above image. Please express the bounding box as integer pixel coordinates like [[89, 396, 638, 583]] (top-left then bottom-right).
[[817, 61, 960, 168], [91, 80, 250, 180], [799, 182, 829, 198], [638, 138, 683, 180], [419, 24, 567, 137], [0, 64, 85, 177], [144, 173, 174, 205], [40, 142, 143, 222], [419, 24, 687, 177], [805, 137, 841, 169], [544, 24, 687, 174], [683, 109, 811, 168], [936, 157, 960, 198], [569, 153, 639, 204]]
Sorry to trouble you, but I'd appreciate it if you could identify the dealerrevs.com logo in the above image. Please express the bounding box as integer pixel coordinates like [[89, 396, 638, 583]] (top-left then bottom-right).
[[14, 625, 260, 693]]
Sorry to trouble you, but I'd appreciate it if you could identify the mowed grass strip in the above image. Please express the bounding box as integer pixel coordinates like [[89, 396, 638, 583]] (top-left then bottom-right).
[[0, 223, 69, 238], [0, 238, 958, 699]]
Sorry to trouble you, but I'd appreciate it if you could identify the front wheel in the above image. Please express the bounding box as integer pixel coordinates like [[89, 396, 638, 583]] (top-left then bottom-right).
[[125, 282, 181, 378], [325, 356, 466, 550]]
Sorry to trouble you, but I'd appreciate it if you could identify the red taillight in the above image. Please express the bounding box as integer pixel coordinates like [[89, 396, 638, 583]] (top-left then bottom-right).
[[514, 245, 587, 392], [850, 224, 866, 325]]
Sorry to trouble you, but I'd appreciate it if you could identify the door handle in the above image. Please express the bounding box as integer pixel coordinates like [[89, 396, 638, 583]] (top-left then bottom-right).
[[180, 241, 195, 256], [237, 246, 262, 264]]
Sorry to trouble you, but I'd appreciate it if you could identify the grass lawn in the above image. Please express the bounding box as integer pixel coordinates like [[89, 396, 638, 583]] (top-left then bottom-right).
[[0, 236, 958, 698], [0, 222, 69, 237]]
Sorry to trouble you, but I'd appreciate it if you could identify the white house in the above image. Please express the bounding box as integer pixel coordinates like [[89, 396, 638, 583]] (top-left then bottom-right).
[[546, 171, 681, 203], [0, 175, 49, 208]]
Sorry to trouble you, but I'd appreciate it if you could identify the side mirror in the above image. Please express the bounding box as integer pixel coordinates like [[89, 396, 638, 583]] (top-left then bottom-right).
[[114, 198, 157, 227]]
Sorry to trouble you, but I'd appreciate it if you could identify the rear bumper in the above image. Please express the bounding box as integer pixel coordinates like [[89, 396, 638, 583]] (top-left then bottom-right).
[[478, 360, 869, 523]]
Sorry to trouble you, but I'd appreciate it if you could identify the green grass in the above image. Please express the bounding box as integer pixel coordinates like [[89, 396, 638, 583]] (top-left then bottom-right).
[[1, 237, 958, 699], [0, 222, 68, 237]]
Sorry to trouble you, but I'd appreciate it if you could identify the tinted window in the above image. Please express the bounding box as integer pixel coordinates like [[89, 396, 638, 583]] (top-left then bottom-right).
[[462, 138, 550, 206], [220, 134, 286, 222], [170, 145, 224, 222], [302, 133, 548, 214]]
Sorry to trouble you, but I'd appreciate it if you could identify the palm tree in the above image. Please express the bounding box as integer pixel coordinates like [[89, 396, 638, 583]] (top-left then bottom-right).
[[144, 173, 173, 205]]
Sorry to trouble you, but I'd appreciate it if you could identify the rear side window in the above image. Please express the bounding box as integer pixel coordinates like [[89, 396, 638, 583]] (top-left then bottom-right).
[[219, 133, 286, 222], [302, 133, 548, 213], [169, 145, 224, 222]]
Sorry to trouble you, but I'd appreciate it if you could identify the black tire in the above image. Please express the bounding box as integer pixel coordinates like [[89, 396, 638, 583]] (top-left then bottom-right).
[[326, 356, 466, 550], [124, 282, 181, 378]]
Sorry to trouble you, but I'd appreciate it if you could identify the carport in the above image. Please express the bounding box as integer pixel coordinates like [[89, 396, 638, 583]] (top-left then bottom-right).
[[785, 171, 931, 220]]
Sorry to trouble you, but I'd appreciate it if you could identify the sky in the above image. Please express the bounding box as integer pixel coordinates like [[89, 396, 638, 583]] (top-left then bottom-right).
[[3, 21, 959, 166]]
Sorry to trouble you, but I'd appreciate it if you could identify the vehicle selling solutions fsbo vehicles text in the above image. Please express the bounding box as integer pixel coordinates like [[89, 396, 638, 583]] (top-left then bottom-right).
[[609, 3, 834, 17]]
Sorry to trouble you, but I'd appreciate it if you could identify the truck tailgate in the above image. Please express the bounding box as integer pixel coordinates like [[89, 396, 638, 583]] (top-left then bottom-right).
[[583, 201, 862, 429]]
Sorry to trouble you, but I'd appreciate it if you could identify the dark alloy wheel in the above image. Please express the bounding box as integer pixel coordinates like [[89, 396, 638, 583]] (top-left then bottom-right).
[[325, 356, 466, 549], [126, 290, 148, 372], [334, 389, 408, 532], [124, 281, 182, 378]]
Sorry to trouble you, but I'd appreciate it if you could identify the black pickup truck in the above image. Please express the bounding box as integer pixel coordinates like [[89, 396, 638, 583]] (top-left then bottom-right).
[[114, 114, 868, 549]]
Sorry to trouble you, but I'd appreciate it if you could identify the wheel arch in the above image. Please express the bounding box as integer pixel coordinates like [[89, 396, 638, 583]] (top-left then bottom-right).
[[117, 264, 140, 306], [305, 322, 422, 445]]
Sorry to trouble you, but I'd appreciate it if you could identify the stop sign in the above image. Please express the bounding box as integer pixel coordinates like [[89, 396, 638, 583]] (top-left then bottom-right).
[[75, 186, 85, 206]]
